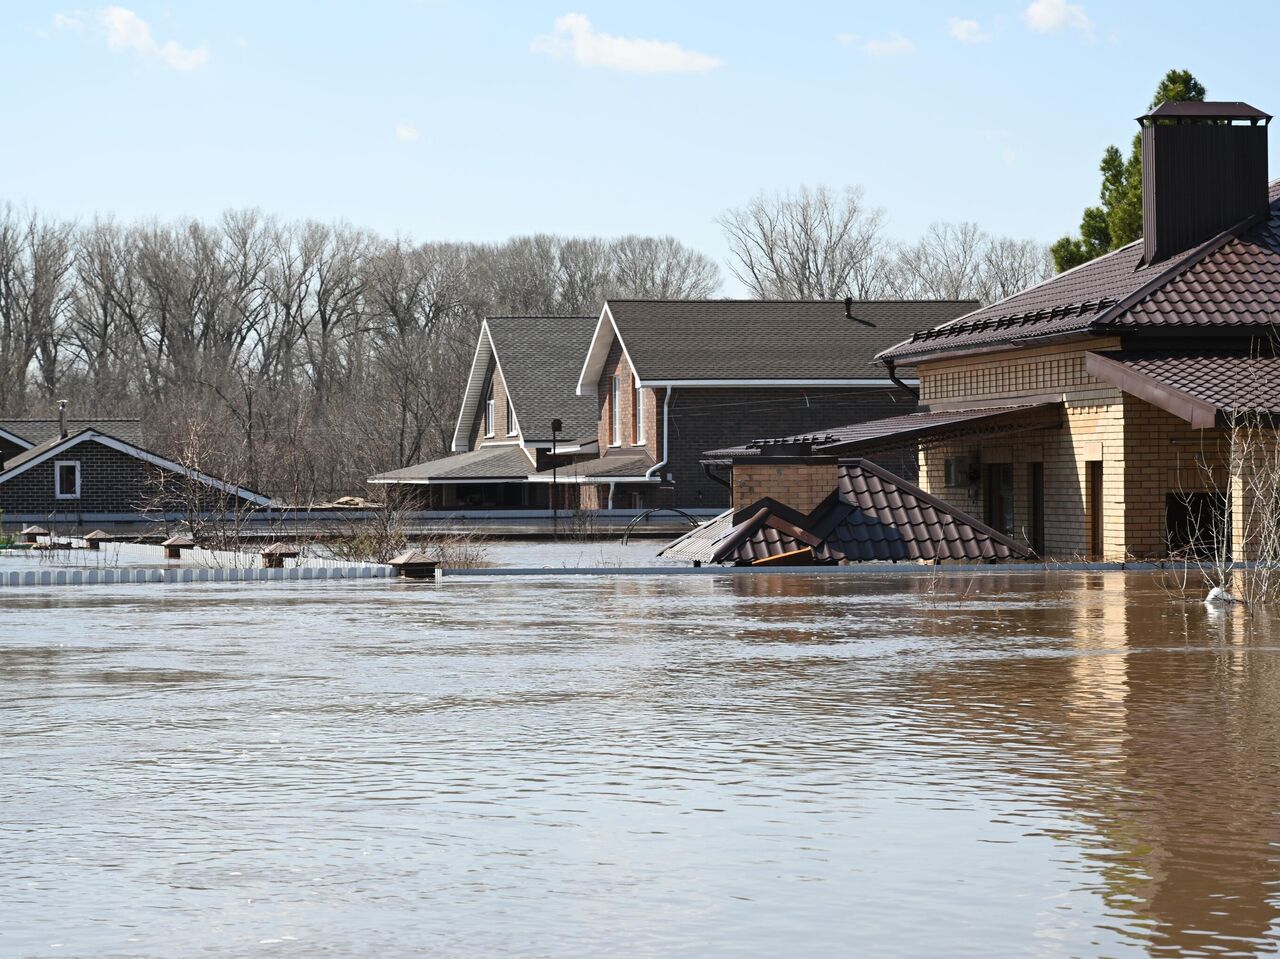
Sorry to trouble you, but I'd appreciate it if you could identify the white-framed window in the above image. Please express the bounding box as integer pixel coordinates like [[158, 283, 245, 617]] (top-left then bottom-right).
[[506, 393, 517, 436], [610, 374, 621, 446], [633, 378, 645, 445], [54, 460, 80, 500], [484, 380, 495, 437]]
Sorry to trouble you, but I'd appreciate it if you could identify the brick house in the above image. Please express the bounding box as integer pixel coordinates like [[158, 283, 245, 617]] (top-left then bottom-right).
[[705, 100, 1280, 563], [568, 298, 974, 510], [0, 416, 272, 525], [367, 316, 601, 509], [370, 300, 974, 511]]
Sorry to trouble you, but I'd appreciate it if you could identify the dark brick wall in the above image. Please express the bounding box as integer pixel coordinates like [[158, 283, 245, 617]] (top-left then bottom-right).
[[660, 386, 918, 509], [0, 439, 258, 515]]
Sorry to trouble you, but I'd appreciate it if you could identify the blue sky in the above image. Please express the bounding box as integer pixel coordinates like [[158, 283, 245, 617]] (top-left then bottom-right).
[[3, 0, 1279, 284]]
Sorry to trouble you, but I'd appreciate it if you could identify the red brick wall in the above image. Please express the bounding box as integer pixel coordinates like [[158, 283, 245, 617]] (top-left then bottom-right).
[[468, 359, 518, 449], [596, 341, 659, 459]]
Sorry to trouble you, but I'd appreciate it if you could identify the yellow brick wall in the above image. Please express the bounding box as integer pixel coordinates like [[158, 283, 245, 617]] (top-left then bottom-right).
[[732, 462, 836, 514], [914, 337, 1232, 561]]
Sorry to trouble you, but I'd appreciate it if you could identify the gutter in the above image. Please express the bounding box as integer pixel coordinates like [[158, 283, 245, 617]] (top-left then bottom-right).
[[644, 387, 674, 481], [884, 359, 919, 399]]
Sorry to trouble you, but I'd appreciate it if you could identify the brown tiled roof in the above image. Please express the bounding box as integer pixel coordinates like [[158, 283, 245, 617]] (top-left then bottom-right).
[[1087, 350, 1280, 423], [710, 460, 1030, 565], [705, 403, 1062, 459], [606, 299, 976, 380], [880, 180, 1280, 364]]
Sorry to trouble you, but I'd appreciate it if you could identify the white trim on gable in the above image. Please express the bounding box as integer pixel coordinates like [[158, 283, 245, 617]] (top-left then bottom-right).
[[450, 322, 495, 452], [575, 303, 639, 397], [0, 431, 274, 506], [0, 427, 34, 452]]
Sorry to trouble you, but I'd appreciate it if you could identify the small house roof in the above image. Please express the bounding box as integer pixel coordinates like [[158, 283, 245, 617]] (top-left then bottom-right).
[[160, 534, 194, 547], [260, 542, 300, 556], [710, 461, 1031, 565], [83, 529, 112, 540], [389, 549, 438, 566], [19, 525, 48, 535]]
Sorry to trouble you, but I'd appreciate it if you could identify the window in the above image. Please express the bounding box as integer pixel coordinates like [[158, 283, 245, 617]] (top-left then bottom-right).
[[1167, 491, 1229, 559], [632, 379, 645, 445], [484, 380, 495, 437], [55, 460, 80, 500], [506, 393, 517, 436], [610, 374, 621, 446]]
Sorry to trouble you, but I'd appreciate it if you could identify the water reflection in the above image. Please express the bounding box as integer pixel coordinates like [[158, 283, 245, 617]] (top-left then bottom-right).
[[2, 572, 1279, 957]]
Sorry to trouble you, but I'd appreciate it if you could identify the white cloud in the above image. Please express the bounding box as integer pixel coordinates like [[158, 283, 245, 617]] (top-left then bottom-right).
[[1023, 0, 1093, 37], [531, 13, 722, 74], [53, 12, 85, 31], [394, 123, 420, 142], [947, 17, 989, 43], [837, 31, 915, 56], [99, 6, 209, 70]]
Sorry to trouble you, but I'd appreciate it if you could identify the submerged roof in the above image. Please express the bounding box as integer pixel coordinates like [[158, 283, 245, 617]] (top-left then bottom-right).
[[368, 445, 534, 484], [705, 403, 1063, 460], [880, 180, 1280, 364], [705, 460, 1031, 565], [578, 299, 976, 391]]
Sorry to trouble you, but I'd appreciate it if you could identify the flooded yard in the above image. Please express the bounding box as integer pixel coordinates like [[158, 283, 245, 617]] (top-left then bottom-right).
[[2, 571, 1279, 958]]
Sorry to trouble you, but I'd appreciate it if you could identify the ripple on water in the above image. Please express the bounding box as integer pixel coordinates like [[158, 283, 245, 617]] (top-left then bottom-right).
[[3, 571, 1280, 958]]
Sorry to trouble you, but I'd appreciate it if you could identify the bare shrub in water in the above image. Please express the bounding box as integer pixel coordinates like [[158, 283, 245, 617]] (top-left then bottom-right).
[[329, 500, 410, 564]]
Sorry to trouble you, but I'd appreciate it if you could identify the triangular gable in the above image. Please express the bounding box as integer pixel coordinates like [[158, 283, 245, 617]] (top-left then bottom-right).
[[450, 321, 498, 452], [576, 302, 640, 396], [0, 430, 273, 506]]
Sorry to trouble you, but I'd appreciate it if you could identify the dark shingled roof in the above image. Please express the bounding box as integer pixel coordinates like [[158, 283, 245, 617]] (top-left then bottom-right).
[[709, 461, 1031, 565], [606, 299, 977, 380], [0, 418, 142, 448], [531, 450, 656, 482], [705, 403, 1063, 459], [368, 445, 535, 483], [880, 180, 1280, 364], [485, 316, 599, 443]]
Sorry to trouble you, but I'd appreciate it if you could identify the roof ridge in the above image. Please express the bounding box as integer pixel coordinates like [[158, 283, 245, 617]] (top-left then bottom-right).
[[606, 297, 978, 304]]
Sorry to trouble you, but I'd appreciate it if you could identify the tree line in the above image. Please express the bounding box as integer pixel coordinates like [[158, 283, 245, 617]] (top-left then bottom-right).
[[0, 193, 1049, 502]]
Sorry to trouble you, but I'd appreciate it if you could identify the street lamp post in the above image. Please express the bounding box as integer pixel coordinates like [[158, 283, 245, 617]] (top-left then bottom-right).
[[550, 418, 562, 537]]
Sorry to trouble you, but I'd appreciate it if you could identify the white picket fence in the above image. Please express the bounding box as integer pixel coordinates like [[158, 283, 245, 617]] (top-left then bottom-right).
[[2, 565, 395, 587]]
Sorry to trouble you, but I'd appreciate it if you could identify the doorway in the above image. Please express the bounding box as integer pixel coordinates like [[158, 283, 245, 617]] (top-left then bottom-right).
[[984, 463, 1014, 537]]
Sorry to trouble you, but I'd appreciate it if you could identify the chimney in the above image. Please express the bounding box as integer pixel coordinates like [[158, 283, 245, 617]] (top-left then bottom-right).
[[843, 296, 854, 319], [1140, 100, 1271, 266], [57, 399, 68, 439]]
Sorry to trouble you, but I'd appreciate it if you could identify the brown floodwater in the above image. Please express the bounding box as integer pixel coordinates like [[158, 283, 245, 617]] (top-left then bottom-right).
[[2, 571, 1279, 958]]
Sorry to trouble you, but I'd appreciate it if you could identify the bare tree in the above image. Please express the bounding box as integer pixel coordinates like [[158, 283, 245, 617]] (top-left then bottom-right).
[[888, 221, 1053, 304], [718, 185, 888, 299]]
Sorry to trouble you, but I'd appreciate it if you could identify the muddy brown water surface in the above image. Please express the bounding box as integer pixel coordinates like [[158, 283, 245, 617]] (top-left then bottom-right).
[[3, 572, 1280, 958]]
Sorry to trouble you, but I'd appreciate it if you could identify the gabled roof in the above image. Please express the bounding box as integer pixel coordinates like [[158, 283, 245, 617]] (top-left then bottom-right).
[[368, 444, 535, 484], [577, 299, 976, 392], [880, 180, 1280, 365], [0, 418, 142, 451], [450, 316, 599, 451], [0, 428, 273, 506], [708, 461, 1031, 565]]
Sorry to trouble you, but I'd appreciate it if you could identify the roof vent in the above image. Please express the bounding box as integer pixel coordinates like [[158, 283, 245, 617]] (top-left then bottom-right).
[[1139, 100, 1271, 266]]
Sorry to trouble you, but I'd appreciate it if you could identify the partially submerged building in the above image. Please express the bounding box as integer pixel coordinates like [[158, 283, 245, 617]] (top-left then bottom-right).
[[0, 408, 272, 526], [370, 299, 975, 511], [705, 100, 1280, 562]]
